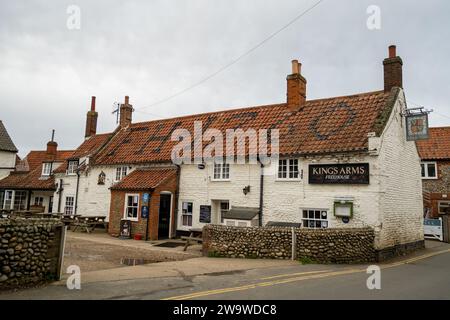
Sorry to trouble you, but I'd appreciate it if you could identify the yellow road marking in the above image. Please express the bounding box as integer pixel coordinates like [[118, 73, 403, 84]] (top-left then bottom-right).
[[260, 269, 333, 280], [162, 248, 450, 300]]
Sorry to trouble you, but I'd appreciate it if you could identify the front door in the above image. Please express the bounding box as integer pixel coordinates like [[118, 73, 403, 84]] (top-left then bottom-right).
[[158, 194, 171, 239]]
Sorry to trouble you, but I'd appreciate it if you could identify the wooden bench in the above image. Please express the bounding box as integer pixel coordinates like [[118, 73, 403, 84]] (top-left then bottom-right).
[[181, 228, 203, 251], [71, 216, 107, 233]]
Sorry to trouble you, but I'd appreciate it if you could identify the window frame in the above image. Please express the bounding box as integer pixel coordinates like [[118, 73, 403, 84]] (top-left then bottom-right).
[[181, 201, 193, 227], [438, 201, 450, 215], [64, 196, 75, 215], [115, 166, 129, 182], [67, 160, 79, 175], [421, 161, 438, 179], [42, 162, 52, 176], [277, 158, 300, 180], [124, 193, 139, 221], [34, 196, 44, 206], [212, 162, 230, 181], [301, 208, 329, 229]]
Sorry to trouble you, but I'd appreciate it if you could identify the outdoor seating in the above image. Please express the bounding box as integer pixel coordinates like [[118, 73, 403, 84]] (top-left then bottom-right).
[[71, 215, 107, 233], [181, 228, 203, 251]]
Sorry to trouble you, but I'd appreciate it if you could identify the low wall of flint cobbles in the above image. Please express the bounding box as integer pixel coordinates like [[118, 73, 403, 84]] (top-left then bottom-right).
[[0, 218, 64, 290], [202, 225, 377, 263]]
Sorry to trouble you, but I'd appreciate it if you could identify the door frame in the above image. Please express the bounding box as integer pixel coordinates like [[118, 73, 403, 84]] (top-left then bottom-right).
[[159, 191, 173, 239]]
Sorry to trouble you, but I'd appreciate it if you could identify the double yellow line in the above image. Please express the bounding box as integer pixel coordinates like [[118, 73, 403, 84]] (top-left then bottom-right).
[[163, 248, 450, 300]]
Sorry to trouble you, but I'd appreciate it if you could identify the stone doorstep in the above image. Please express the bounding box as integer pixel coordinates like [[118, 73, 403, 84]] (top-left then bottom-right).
[[53, 257, 299, 285]]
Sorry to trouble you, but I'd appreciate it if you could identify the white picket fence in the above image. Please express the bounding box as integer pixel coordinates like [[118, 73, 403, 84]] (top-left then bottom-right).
[[424, 218, 443, 241]]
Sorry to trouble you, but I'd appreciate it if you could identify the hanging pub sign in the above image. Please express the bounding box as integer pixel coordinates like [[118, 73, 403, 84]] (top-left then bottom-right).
[[309, 163, 370, 185], [199, 205, 212, 223], [405, 113, 429, 141]]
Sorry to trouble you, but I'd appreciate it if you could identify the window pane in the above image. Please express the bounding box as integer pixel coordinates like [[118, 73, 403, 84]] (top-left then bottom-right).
[[116, 167, 122, 181], [420, 164, 425, 177], [302, 210, 307, 218], [427, 163, 436, 177]]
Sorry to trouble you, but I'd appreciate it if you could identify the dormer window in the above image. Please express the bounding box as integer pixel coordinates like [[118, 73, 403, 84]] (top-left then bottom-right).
[[67, 160, 79, 175], [42, 162, 52, 176]]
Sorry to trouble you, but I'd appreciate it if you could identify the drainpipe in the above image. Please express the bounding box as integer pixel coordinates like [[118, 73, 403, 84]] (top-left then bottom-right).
[[74, 171, 80, 214], [57, 179, 63, 212], [173, 164, 181, 238], [258, 160, 264, 227]]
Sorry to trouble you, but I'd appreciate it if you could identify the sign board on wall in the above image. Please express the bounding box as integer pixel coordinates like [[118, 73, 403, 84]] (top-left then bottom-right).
[[309, 163, 370, 185], [199, 205, 211, 223], [406, 113, 429, 141], [141, 206, 149, 219]]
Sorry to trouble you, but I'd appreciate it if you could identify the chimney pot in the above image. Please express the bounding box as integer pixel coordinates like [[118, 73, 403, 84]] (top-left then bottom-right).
[[120, 95, 133, 128], [286, 59, 307, 110], [389, 45, 396, 58], [85, 96, 98, 138], [383, 45, 403, 92], [91, 96, 96, 111], [291, 60, 299, 74]]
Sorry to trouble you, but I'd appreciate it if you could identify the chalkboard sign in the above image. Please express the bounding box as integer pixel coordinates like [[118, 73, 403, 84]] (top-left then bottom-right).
[[120, 219, 132, 239], [199, 205, 211, 223]]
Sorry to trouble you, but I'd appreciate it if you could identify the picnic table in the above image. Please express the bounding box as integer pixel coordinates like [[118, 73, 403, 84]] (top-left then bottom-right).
[[181, 228, 203, 251], [71, 215, 107, 233]]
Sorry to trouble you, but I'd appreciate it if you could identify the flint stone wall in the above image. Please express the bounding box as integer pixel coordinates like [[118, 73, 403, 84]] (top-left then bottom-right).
[[203, 225, 376, 264], [0, 218, 64, 289]]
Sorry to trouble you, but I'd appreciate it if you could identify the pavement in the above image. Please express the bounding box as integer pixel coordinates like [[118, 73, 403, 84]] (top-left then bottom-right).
[[0, 239, 449, 300]]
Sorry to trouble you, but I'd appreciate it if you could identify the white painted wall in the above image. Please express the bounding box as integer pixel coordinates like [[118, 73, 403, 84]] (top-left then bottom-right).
[[177, 163, 261, 231], [0, 151, 16, 180], [376, 90, 424, 249]]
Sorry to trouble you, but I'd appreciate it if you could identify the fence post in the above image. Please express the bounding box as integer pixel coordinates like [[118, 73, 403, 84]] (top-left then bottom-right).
[[56, 225, 67, 280], [291, 227, 297, 260]]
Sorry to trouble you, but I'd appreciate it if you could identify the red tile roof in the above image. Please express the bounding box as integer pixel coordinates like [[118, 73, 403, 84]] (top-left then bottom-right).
[[53, 133, 113, 174], [95, 89, 395, 165], [416, 127, 450, 160], [70, 133, 113, 159], [22, 150, 74, 171], [0, 149, 74, 190], [110, 167, 177, 191]]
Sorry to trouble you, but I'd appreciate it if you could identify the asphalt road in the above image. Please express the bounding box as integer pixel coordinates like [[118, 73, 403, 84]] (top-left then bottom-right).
[[1, 247, 449, 300]]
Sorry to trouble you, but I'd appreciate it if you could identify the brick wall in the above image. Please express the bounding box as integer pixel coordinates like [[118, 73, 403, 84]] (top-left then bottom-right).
[[108, 173, 177, 240]]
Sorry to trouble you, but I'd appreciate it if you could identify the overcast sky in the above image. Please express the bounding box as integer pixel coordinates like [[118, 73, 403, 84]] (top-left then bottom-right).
[[1, 0, 449, 157]]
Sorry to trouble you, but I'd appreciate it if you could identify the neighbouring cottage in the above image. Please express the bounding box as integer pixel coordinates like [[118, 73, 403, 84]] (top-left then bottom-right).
[[0, 120, 18, 180], [0, 134, 74, 213], [416, 127, 450, 217], [26, 45, 424, 254]]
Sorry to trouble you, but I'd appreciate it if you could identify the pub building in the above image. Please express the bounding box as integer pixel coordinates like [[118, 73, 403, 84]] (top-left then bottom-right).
[[1, 45, 424, 255]]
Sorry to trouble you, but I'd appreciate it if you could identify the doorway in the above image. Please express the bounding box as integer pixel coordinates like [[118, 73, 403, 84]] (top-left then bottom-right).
[[158, 193, 172, 239]]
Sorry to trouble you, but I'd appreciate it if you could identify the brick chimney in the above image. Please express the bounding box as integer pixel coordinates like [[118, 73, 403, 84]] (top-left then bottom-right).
[[286, 59, 307, 110], [119, 96, 133, 128], [46, 129, 57, 160], [85, 96, 98, 139], [383, 45, 403, 92]]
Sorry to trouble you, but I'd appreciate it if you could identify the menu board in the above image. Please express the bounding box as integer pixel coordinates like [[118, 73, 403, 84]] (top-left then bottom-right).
[[199, 205, 211, 223]]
